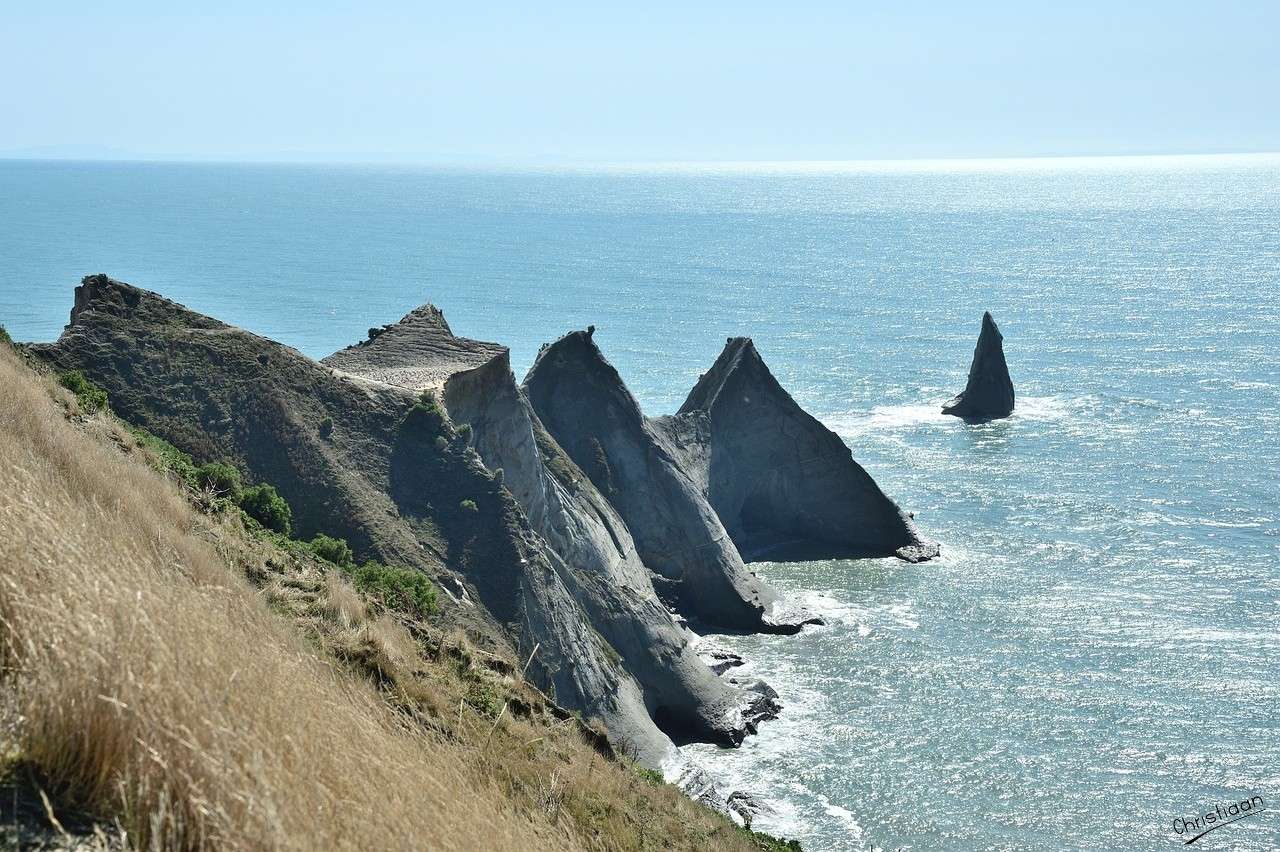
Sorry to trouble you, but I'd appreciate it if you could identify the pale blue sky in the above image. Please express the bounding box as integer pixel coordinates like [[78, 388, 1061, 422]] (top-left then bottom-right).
[[3, 1, 1277, 163]]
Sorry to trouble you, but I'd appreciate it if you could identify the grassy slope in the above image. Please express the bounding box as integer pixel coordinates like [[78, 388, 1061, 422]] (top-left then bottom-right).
[[0, 343, 795, 851]]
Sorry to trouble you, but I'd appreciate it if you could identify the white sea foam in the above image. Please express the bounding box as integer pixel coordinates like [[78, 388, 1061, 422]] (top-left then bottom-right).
[[814, 793, 866, 841], [825, 394, 1079, 438], [676, 659, 832, 844], [824, 404, 949, 436], [794, 589, 921, 632]]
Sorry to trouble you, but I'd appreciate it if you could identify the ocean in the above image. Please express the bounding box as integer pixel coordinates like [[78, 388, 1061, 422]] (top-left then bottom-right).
[[2, 155, 1277, 850]]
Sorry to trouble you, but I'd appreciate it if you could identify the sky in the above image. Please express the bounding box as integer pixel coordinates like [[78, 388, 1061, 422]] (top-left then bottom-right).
[[2, 1, 1278, 164]]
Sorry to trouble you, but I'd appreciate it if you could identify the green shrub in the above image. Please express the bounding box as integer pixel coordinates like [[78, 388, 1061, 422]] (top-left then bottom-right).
[[342, 561, 438, 618], [0, 325, 11, 346], [239, 483, 292, 535], [459, 499, 478, 513], [128, 426, 197, 483], [318, 416, 334, 438], [308, 533, 354, 568], [403, 391, 448, 435], [415, 391, 443, 416], [463, 677, 501, 718], [193, 461, 242, 499], [455, 422, 473, 442], [58, 370, 108, 413], [634, 766, 664, 786]]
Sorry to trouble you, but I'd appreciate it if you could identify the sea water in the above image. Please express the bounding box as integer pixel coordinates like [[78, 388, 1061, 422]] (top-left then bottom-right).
[[2, 155, 1277, 850]]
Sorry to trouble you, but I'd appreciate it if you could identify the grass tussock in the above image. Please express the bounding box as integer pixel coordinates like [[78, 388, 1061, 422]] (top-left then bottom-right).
[[0, 345, 790, 851]]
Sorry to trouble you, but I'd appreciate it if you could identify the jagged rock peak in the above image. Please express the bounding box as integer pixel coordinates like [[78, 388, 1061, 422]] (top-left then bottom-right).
[[444, 355, 764, 750], [367, 304, 453, 341], [681, 336, 938, 563], [681, 336, 766, 413], [525, 328, 647, 423], [942, 311, 1015, 421], [323, 303, 506, 391]]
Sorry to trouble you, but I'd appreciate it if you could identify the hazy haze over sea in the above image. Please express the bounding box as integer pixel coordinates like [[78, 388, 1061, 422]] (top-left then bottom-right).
[[2, 154, 1277, 850]]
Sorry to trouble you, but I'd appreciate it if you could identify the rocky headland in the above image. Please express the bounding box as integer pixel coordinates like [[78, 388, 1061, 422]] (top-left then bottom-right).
[[31, 274, 935, 776]]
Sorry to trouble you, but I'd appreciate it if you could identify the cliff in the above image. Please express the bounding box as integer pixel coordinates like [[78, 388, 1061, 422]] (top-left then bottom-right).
[[325, 307, 773, 748], [680, 337, 938, 563], [523, 329, 815, 634], [942, 311, 1015, 421], [33, 276, 671, 766]]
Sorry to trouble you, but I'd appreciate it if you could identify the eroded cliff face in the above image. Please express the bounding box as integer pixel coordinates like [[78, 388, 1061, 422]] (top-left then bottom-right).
[[523, 330, 813, 635], [326, 307, 771, 748], [680, 337, 938, 563], [35, 276, 672, 767], [942, 311, 1015, 422]]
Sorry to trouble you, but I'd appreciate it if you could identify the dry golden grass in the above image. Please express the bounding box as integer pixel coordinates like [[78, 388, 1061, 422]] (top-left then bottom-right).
[[0, 346, 783, 852], [0, 346, 564, 851], [320, 572, 367, 628]]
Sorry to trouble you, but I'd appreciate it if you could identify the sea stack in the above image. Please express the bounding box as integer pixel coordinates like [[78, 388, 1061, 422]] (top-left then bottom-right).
[[680, 337, 938, 563], [942, 311, 1015, 421]]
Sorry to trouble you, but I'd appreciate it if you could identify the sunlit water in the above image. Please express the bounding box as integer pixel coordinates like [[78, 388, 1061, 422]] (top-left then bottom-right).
[[2, 155, 1277, 850]]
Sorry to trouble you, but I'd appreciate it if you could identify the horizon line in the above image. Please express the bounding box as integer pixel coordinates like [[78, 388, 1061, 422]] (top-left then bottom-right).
[[2, 149, 1278, 173]]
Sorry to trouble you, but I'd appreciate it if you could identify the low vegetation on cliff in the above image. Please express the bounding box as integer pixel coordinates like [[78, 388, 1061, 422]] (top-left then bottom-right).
[[0, 344, 798, 851]]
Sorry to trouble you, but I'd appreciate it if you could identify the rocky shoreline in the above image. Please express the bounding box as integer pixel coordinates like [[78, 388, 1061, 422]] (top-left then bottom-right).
[[31, 274, 938, 798]]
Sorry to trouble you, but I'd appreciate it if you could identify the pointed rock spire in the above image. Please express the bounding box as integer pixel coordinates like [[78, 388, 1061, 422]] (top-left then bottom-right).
[[942, 311, 1015, 421], [681, 337, 937, 563]]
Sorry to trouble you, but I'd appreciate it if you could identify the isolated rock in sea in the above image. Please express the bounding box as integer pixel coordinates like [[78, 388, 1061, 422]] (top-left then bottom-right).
[[942, 311, 1015, 421], [33, 275, 672, 767], [325, 305, 767, 748], [680, 337, 939, 563], [523, 329, 814, 634]]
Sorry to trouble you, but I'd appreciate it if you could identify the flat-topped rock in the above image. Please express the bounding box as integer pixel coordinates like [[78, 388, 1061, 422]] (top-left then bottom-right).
[[680, 337, 938, 563], [942, 311, 1015, 421], [324, 304, 506, 391]]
